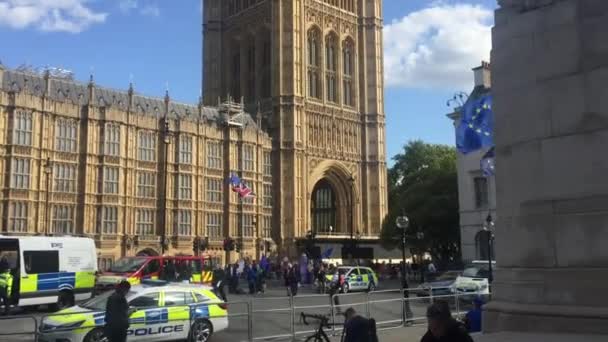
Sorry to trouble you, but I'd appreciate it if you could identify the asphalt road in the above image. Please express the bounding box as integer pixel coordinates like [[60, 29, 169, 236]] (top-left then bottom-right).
[[0, 279, 480, 342]]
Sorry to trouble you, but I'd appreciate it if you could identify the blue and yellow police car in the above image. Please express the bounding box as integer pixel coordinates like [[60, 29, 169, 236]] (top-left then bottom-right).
[[326, 266, 379, 293], [39, 281, 228, 342]]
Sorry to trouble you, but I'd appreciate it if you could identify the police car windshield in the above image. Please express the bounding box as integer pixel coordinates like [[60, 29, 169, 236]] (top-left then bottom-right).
[[80, 291, 137, 311], [109, 257, 147, 273]]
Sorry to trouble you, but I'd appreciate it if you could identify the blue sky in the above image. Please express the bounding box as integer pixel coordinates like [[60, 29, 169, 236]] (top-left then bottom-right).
[[0, 0, 497, 164]]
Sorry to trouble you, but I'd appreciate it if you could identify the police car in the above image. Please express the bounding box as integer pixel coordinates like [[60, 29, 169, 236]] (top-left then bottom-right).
[[39, 281, 228, 342], [326, 266, 379, 293]]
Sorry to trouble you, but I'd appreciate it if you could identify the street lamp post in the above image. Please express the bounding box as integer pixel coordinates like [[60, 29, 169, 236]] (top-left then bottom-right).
[[483, 214, 495, 284], [43, 158, 53, 235], [161, 119, 171, 255], [348, 176, 355, 257], [395, 216, 409, 278]]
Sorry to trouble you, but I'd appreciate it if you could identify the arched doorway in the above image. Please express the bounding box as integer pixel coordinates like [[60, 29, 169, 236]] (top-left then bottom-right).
[[475, 231, 494, 260], [136, 248, 159, 257], [311, 179, 337, 234]]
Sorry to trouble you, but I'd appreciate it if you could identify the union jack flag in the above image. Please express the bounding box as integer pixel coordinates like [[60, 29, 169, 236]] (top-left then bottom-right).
[[228, 173, 256, 198]]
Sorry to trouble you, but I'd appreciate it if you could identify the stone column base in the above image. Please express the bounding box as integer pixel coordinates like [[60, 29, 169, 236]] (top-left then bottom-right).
[[475, 332, 608, 342], [483, 301, 608, 335]]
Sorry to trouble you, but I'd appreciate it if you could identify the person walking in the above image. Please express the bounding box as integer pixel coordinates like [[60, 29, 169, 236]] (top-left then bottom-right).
[[421, 300, 474, 342], [328, 269, 343, 314], [256, 263, 265, 294], [212, 265, 227, 302], [0, 259, 13, 315], [317, 264, 326, 294], [104, 280, 131, 342], [247, 264, 257, 295], [286, 264, 298, 296]]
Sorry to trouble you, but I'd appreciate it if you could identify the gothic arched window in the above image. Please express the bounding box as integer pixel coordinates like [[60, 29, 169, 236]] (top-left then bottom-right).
[[311, 180, 336, 234], [325, 33, 338, 103], [307, 27, 322, 99], [342, 38, 354, 106]]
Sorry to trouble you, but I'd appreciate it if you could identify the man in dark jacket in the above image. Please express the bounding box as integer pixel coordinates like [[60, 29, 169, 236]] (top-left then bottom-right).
[[212, 265, 227, 301], [421, 301, 474, 342], [343, 308, 377, 342], [104, 280, 131, 342]]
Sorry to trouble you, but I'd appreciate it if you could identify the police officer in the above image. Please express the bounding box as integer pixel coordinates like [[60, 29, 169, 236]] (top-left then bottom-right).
[[0, 258, 13, 315], [104, 280, 131, 342]]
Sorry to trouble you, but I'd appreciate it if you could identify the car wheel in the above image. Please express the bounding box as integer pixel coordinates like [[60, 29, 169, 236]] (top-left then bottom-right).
[[341, 283, 349, 294], [190, 319, 213, 342], [83, 328, 105, 342], [52, 291, 74, 311]]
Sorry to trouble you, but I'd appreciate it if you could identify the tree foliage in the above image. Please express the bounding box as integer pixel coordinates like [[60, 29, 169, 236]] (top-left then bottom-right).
[[381, 140, 461, 266]]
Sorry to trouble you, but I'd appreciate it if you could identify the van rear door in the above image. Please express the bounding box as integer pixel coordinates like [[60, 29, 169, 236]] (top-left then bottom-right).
[[0, 238, 19, 301]]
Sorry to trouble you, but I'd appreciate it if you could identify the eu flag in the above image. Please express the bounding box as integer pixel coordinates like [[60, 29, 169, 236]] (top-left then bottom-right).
[[456, 94, 494, 154]]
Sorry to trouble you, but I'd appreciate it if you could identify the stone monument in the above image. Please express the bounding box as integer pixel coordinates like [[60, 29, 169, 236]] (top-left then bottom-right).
[[479, 0, 608, 340]]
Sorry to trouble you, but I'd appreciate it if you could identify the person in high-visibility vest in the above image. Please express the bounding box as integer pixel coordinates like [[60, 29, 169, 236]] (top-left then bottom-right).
[[0, 258, 13, 315]]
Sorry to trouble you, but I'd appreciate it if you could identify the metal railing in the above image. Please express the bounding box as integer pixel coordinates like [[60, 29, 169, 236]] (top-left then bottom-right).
[[6, 287, 489, 342]]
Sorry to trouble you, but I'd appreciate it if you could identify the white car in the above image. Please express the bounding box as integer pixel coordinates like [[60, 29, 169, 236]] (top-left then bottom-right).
[[39, 281, 228, 342], [451, 260, 496, 298]]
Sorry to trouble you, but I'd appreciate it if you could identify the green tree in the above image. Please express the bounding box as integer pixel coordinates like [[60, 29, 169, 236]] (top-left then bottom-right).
[[381, 140, 461, 266]]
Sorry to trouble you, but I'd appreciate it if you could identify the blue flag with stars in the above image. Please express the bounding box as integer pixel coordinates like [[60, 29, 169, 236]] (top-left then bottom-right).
[[456, 94, 494, 154]]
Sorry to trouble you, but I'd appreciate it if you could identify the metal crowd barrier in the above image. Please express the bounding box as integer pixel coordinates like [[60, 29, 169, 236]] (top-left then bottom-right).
[[0, 315, 39, 342], [8, 289, 489, 342]]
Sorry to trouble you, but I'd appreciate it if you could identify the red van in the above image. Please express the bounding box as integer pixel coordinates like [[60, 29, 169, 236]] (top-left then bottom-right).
[[95, 255, 214, 294]]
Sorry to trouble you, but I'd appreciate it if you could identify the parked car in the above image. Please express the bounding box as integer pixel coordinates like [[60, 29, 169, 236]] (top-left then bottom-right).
[[415, 271, 461, 297], [451, 260, 496, 300]]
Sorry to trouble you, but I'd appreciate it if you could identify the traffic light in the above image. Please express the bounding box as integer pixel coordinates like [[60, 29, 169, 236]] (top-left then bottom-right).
[[223, 237, 235, 251], [235, 241, 241, 253]]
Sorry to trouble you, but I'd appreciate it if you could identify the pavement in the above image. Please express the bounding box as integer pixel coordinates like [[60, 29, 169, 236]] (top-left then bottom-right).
[[0, 278, 472, 342]]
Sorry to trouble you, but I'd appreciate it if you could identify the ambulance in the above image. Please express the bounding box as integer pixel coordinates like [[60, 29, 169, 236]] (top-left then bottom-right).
[[39, 281, 228, 342], [0, 236, 97, 310], [95, 256, 214, 294]]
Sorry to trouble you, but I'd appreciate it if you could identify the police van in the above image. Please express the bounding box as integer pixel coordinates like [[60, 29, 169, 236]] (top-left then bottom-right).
[[39, 281, 228, 342], [0, 236, 97, 310]]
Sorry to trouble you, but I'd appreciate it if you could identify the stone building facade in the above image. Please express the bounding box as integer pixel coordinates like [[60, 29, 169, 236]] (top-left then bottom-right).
[[448, 62, 496, 263], [0, 66, 273, 267], [203, 0, 388, 256]]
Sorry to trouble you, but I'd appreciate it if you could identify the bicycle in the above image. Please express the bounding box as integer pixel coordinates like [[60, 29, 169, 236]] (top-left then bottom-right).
[[301, 312, 343, 342]]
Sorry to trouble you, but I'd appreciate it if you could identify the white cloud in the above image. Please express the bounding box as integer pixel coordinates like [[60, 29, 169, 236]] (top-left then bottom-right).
[[0, 0, 107, 33], [118, 0, 160, 17], [119, 0, 137, 13], [140, 5, 159, 17], [383, 3, 493, 90]]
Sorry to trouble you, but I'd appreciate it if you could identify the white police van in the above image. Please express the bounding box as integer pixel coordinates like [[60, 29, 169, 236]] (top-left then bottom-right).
[[0, 236, 97, 310]]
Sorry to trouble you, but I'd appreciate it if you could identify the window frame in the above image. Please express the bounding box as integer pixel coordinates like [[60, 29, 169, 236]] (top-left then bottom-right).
[[51, 205, 75, 234], [104, 167, 119, 194], [138, 130, 157, 162], [53, 163, 77, 193], [55, 118, 78, 153], [8, 202, 28, 233], [104, 123, 121, 156], [11, 158, 30, 190], [179, 135, 193, 164], [13, 110, 32, 146], [136, 208, 155, 236], [137, 171, 156, 198]]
